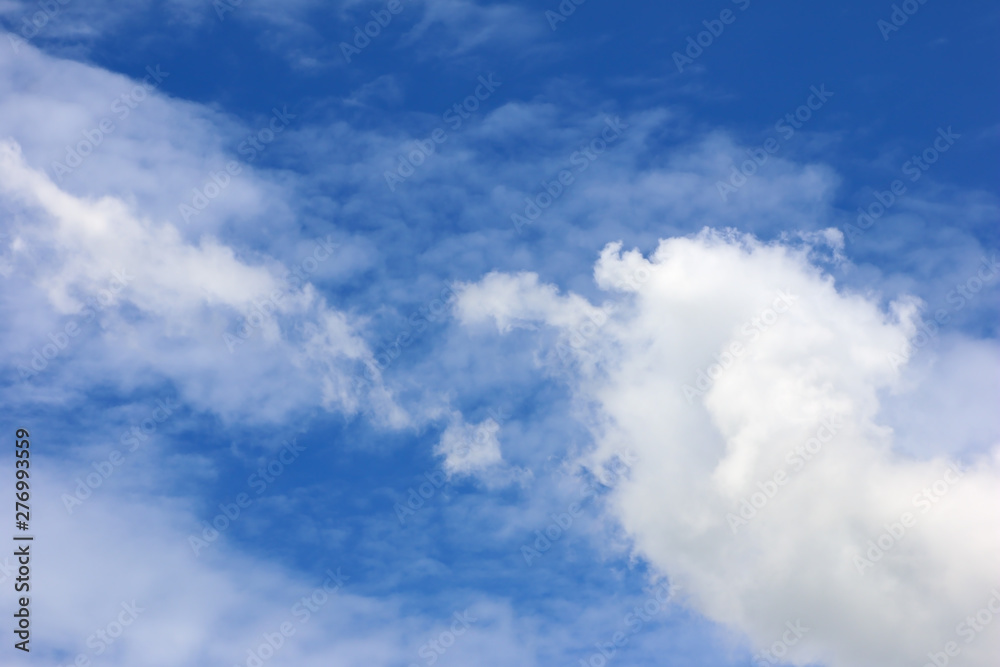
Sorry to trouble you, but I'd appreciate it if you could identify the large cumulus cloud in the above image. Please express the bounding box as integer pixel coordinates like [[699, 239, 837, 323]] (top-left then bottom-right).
[[454, 228, 1000, 667]]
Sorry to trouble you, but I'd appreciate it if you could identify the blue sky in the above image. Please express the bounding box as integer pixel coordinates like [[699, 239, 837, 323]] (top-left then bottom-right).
[[1, 1, 998, 666]]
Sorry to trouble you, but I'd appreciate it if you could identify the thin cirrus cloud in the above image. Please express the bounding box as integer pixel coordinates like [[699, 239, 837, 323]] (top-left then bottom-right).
[[0, 136, 407, 425], [0, 0, 543, 67], [0, 41, 407, 426], [8, 457, 564, 667]]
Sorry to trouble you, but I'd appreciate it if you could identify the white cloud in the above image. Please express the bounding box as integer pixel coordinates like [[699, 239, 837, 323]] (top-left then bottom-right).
[[0, 39, 293, 238], [400, 0, 546, 58], [455, 228, 1000, 667], [436, 415, 503, 474], [4, 455, 557, 667], [0, 137, 408, 425], [4, 21, 999, 667], [0, 40, 409, 426], [433, 412, 531, 490], [455, 270, 607, 334], [2, 0, 545, 68]]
